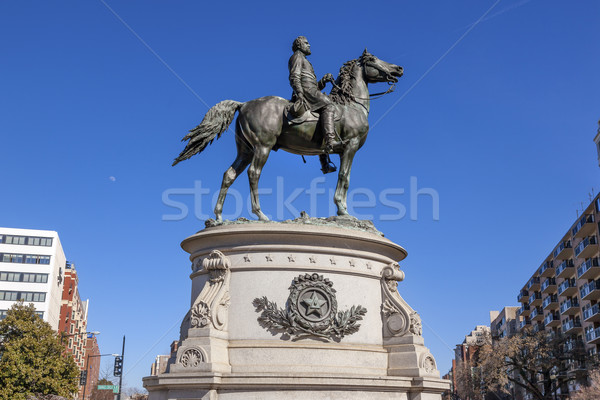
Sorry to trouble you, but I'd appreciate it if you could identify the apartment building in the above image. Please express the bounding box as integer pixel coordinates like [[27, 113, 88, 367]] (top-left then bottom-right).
[[490, 306, 520, 340], [59, 262, 90, 370], [517, 193, 600, 380], [0, 228, 66, 329]]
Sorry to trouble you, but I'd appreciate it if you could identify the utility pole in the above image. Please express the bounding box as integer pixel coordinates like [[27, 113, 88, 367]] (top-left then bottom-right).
[[117, 335, 125, 400]]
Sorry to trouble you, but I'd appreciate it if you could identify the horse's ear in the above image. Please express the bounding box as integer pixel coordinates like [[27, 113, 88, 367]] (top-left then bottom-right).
[[362, 48, 369, 56]]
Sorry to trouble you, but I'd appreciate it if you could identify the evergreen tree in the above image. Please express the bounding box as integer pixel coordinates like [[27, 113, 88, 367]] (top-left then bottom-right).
[[0, 301, 79, 400]]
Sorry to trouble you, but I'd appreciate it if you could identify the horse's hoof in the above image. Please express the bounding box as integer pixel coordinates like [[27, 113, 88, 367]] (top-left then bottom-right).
[[255, 211, 269, 221]]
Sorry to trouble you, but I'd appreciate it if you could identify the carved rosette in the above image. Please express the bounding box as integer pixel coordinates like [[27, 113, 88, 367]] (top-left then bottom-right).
[[189, 250, 231, 331], [420, 353, 437, 374], [381, 263, 422, 338], [179, 348, 205, 368], [253, 273, 367, 340]]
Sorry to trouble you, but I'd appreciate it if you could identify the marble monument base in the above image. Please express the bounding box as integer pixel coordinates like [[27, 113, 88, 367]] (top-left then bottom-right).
[[143, 218, 449, 399]]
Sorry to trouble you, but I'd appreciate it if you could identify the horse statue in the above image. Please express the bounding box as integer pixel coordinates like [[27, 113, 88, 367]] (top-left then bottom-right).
[[173, 49, 403, 222]]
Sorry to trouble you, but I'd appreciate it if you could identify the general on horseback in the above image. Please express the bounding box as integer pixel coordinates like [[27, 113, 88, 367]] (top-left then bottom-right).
[[173, 36, 403, 222]]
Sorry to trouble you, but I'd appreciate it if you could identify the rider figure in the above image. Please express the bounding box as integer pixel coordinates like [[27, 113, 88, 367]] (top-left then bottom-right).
[[289, 36, 339, 174]]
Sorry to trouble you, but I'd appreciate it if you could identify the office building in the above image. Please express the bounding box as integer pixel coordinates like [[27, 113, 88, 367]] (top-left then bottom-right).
[[0, 228, 66, 329]]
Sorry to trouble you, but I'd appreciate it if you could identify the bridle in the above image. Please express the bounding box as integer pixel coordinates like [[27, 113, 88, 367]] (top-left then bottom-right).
[[329, 60, 398, 101]]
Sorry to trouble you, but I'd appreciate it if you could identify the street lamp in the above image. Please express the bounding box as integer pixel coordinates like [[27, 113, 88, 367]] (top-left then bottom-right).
[[82, 353, 119, 400], [550, 373, 558, 400]]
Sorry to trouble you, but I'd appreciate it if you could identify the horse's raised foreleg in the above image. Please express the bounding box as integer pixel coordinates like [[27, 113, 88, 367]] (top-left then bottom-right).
[[334, 141, 359, 216], [214, 145, 252, 222], [248, 146, 271, 221]]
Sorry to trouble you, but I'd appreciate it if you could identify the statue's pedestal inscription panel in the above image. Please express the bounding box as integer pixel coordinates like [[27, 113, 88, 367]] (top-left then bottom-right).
[[143, 221, 449, 399]]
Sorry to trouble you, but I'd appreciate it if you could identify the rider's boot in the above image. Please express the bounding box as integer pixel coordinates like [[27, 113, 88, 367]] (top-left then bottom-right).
[[319, 154, 337, 174], [321, 105, 340, 154]]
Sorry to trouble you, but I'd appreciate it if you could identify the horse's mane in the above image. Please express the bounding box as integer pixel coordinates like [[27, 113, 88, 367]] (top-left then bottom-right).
[[330, 53, 375, 105]]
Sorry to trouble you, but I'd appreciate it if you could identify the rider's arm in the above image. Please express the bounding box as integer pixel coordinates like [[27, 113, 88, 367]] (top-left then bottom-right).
[[318, 73, 333, 91], [288, 53, 304, 99]]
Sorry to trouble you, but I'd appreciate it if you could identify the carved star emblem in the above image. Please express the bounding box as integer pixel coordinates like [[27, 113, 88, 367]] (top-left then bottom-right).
[[349, 259, 355, 267], [288, 255, 295, 262], [243, 255, 251, 263], [329, 257, 336, 265], [366, 262, 372, 270], [265, 254, 273, 262], [302, 292, 326, 317], [309, 256, 316, 264]]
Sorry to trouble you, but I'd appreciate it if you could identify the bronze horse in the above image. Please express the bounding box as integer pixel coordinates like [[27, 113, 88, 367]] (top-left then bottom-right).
[[173, 50, 403, 222]]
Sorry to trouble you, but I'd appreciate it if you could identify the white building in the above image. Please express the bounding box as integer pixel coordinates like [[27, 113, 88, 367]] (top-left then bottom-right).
[[0, 228, 66, 330]]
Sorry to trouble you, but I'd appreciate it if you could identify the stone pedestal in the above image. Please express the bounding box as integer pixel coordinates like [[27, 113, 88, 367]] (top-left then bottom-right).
[[143, 220, 449, 399]]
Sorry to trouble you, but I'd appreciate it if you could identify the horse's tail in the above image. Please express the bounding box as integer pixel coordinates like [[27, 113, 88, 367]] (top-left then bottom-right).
[[172, 100, 244, 166]]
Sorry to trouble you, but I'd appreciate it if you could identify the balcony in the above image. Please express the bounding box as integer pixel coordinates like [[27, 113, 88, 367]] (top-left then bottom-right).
[[575, 236, 599, 259], [531, 306, 544, 321], [539, 260, 555, 278], [517, 289, 530, 303], [543, 295, 558, 310], [572, 214, 595, 238], [553, 240, 573, 260], [577, 258, 600, 280], [519, 318, 531, 330], [532, 323, 544, 333], [541, 277, 557, 294], [562, 319, 582, 334], [583, 303, 600, 322], [580, 279, 600, 301], [585, 326, 600, 345], [528, 292, 542, 307], [556, 259, 575, 279], [558, 278, 578, 297], [560, 298, 580, 315], [564, 339, 584, 352], [527, 277, 541, 291], [519, 303, 531, 317], [544, 312, 560, 328]]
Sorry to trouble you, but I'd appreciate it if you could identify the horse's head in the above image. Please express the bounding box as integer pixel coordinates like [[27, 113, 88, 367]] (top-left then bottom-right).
[[360, 49, 403, 84]]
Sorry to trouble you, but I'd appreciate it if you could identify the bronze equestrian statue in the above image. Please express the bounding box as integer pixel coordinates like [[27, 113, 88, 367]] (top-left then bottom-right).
[[288, 36, 338, 174], [173, 38, 403, 222]]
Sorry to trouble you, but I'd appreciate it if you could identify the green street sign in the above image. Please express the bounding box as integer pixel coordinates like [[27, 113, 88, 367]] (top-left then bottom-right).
[[113, 385, 119, 394], [97, 384, 116, 390]]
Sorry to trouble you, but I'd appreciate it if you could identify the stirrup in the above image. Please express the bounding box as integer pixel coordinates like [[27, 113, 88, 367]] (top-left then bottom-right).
[[320, 155, 337, 174]]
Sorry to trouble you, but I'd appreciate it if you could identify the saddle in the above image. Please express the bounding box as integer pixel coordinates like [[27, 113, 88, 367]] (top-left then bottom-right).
[[284, 101, 344, 125]]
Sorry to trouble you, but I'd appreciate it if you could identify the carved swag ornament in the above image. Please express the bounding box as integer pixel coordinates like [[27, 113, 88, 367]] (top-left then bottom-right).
[[253, 273, 366, 340]]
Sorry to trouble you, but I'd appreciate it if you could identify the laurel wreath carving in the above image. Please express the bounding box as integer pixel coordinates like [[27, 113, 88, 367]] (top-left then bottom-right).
[[253, 273, 367, 340]]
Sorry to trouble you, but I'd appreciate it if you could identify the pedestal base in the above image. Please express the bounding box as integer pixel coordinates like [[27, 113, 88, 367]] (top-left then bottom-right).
[[143, 220, 449, 399]]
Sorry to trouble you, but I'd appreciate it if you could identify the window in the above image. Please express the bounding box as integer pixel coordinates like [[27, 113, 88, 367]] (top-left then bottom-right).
[[1, 253, 51, 264], [0, 235, 52, 247], [0, 291, 46, 302], [0, 272, 48, 283]]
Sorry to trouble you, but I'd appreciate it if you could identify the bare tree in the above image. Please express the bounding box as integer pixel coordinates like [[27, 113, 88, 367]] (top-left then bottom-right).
[[571, 368, 600, 400], [479, 328, 596, 400]]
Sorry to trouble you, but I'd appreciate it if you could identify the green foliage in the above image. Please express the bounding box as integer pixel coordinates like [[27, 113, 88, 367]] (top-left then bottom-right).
[[0, 301, 79, 400]]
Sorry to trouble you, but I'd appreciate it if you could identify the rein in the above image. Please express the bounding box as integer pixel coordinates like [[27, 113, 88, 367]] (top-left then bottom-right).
[[328, 76, 396, 102]]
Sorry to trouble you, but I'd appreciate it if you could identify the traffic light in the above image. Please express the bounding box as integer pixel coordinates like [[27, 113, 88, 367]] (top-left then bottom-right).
[[79, 370, 87, 386], [114, 356, 123, 376]]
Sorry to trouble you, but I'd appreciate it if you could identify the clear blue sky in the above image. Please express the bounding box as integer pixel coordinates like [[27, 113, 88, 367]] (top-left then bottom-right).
[[1, 0, 599, 390]]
